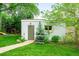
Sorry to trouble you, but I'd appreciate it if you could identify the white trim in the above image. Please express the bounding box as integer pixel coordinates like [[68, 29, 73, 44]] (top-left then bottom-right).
[[21, 19, 44, 22]]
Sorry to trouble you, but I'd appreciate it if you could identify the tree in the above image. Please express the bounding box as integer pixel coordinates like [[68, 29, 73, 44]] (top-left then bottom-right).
[[36, 22, 45, 44], [44, 3, 79, 45], [0, 3, 39, 33]]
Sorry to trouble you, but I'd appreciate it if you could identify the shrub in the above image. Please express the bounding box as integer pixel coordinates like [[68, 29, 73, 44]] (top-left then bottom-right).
[[20, 37, 26, 42], [36, 35, 44, 42], [17, 37, 25, 43], [35, 22, 45, 44], [52, 36, 60, 43]]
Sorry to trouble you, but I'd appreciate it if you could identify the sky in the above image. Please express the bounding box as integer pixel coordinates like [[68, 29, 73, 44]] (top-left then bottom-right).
[[37, 3, 53, 12], [34, 3, 53, 19]]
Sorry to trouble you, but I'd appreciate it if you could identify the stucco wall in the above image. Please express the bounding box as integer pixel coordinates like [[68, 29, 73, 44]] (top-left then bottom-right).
[[21, 19, 43, 40]]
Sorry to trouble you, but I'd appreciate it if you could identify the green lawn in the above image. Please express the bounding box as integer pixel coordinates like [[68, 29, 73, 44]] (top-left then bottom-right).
[[0, 43, 79, 56], [0, 35, 20, 47]]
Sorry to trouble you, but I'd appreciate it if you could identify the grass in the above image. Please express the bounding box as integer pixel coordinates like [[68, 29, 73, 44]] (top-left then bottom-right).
[[0, 42, 79, 56], [0, 35, 20, 47]]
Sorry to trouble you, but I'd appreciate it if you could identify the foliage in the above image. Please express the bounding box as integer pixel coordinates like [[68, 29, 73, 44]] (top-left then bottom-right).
[[44, 4, 79, 26], [36, 22, 45, 35], [36, 35, 44, 43], [0, 3, 39, 33], [36, 22, 45, 44], [44, 3, 79, 44], [44, 3, 79, 27], [17, 37, 26, 42], [64, 32, 75, 43], [51, 36, 60, 43]]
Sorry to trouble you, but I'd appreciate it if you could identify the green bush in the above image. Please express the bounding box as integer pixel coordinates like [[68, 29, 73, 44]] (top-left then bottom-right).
[[35, 22, 45, 44], [52, 36, 60, 43], [20, 37, 26, 42], [17, 37, 25, 42], [36, 35, 44, 42]]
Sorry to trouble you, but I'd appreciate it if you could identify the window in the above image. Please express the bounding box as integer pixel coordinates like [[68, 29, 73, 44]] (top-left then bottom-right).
[[45, 25, 52, 30]]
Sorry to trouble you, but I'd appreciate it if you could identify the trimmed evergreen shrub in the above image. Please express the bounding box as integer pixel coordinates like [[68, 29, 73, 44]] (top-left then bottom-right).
[[35, 22, 45, 44], [52, 36, 60, 43]]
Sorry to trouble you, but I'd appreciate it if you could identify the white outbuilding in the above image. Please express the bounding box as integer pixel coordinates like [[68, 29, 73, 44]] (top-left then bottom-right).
[[21, 19, 66, 41]]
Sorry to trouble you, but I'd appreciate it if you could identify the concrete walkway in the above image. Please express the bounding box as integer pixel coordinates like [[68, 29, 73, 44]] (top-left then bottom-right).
[[0, 40, 34, 54]]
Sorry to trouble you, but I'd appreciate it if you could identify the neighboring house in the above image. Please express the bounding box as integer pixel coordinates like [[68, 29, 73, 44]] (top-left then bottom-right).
[[21, 19, 66, 41]]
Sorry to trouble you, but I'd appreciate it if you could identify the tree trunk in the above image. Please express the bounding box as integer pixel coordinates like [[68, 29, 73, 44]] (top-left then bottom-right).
[[0, 17, 2, 32], [74, 26, 79, 47]]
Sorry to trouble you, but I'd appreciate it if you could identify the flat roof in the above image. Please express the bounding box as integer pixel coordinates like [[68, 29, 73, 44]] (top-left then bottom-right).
[[21, 19, 44, 22]]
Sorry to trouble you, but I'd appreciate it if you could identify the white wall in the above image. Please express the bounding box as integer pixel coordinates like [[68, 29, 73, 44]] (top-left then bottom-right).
[[51, 23, 66, 41], [21, 20, 43, 40], [21, 21, 28, 40], [52, 26, 66, 37]]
